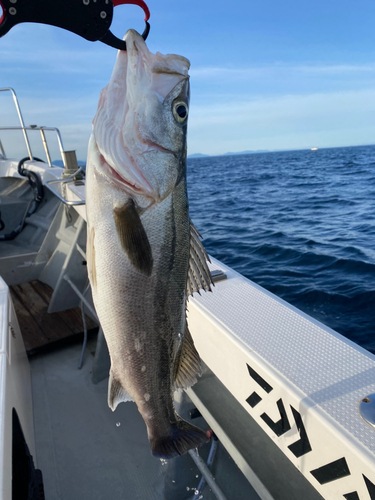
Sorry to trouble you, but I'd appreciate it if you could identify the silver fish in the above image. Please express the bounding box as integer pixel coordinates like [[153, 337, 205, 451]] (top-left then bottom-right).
[[85, 29, 212, 459]]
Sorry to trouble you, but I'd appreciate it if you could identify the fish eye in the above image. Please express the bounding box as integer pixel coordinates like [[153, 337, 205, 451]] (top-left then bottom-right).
[[173, 102, 188, 123]]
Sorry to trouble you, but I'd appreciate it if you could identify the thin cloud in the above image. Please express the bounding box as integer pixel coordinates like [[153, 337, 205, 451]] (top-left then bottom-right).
[[1, 93, 97, 160], [190, 63, 375, 81], [0, 47, 111, 75], [188, 88, 375, 154], [190, 88, 375, 124], [0, 25, 115, 76]]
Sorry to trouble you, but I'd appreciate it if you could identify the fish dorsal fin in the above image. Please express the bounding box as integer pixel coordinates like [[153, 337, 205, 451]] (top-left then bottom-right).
[[113, 199, 153, 276], [108, 370, 134, 411], [173, 327, 202, 391], [187, 220, 213, 296]]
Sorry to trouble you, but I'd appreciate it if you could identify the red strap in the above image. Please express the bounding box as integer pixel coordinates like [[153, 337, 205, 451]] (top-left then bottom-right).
[[112, 0, 150, 22], [0, 2, 5, 25]]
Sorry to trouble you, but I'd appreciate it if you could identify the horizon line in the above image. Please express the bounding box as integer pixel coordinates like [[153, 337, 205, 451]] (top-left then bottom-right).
[[187, 143, 375, 159]]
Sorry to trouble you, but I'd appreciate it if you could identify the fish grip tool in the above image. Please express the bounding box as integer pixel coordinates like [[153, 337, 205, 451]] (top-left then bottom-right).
[[0, 0, 150, 50]]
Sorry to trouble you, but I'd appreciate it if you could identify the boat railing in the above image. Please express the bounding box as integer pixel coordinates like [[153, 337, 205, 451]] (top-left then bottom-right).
[[0, 88, 68, 168], [45, 169, 86, 206]]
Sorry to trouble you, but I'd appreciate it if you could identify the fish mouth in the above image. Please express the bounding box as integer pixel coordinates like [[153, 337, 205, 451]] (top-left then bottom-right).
[[124, 28, 190, 102], [97, 146, 158, 199], [107, 162, 148, 195], [93, 29, 190, 201]]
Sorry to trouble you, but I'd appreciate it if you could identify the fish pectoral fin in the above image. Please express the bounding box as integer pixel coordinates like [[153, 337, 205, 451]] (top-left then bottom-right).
[[173, 327, 202, 391], [113, 199, 153, 276], [108, 370, 134, 411], [187, 220, 213, 296]]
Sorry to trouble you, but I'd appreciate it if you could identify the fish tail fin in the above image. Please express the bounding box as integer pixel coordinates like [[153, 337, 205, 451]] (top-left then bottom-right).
[[150, 419, 210, 459]]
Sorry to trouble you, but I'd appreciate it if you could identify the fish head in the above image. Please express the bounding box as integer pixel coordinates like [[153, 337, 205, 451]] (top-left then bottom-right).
[[93, 29, 190, 203]]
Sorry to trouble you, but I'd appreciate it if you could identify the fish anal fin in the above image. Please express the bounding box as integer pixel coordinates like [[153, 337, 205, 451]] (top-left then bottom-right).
[[113, 199, 153, 276], [173, 327, 202, 391], [108, 370, 134, 411], [187, 220, 213, 296]]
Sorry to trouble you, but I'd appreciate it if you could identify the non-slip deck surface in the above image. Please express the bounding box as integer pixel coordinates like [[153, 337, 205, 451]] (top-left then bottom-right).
[[10, 280, 97, 353], [30, 341, 259, 500], [194, 258, 375, 457]]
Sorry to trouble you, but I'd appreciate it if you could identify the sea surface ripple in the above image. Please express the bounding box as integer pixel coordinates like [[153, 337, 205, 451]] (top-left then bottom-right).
[[187, 145, 375, 354]]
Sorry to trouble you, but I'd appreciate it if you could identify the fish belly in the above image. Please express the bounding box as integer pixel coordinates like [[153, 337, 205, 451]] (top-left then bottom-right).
[[85, 139, 209, 458]]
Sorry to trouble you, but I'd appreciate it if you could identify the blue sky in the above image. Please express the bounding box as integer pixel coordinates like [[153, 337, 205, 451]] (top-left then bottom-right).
[[1, 0, 375, 159]]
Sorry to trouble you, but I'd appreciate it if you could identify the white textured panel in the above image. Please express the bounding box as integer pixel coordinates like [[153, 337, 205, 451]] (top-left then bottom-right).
[[192, 257, 375, 456], [0, 274, 35, 500], [0, 278, 8, 354], [67, 183, 87, 221], [0, 353, 9, 500], [0, 278, 7, 498], [68, 183, 85, 202]]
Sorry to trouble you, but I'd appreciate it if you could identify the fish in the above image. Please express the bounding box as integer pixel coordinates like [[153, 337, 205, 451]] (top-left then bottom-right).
[[85, 29, 213, 459]]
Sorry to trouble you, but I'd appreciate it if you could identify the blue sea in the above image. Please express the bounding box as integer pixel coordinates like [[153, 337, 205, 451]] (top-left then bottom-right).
[[187, 145, 375, 354]]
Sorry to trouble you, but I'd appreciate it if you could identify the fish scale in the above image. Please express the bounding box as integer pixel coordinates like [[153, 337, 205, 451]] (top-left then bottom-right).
[[86, 29, 212, 458]]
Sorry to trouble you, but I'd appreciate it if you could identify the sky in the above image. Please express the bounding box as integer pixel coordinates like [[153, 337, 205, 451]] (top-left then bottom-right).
[[1, 0, 375, 159]]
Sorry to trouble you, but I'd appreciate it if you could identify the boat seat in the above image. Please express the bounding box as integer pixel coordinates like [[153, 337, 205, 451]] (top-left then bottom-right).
[[0, 178, 33, 237], [0, 195, 32, 237]]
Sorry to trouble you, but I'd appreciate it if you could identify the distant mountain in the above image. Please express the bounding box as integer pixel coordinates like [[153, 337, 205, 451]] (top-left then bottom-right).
[[223, 150, 270, 156], [188, 150, 272, 159], [187, 153, 210, 158]]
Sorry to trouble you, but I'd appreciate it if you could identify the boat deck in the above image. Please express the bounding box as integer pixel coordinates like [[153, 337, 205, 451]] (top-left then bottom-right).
[[10, 280, 97, 354], [30, 339, 260, 500]]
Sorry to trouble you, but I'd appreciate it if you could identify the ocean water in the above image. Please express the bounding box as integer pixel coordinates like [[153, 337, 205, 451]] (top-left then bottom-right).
[[187, 145, 375, 354]]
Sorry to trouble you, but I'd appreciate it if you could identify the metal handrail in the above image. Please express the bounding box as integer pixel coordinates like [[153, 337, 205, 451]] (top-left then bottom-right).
[[0, 126, 65, 167], [44, 183, 86, 206], [0, 88, 66, 166], [45, 169, 86, 206], [0, 88, 32, 159], [46, 167, 83, 184]]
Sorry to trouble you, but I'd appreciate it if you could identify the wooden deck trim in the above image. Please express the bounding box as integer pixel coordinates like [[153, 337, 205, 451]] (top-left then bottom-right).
[[10, 280, 98, 354]]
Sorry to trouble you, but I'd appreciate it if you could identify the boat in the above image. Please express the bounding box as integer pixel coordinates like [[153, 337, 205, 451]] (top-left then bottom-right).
[[311, 148, 319, 151], [1, 88, 375, 500]]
